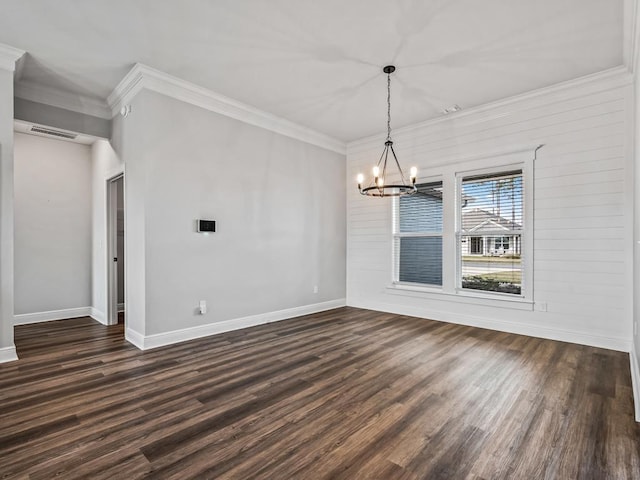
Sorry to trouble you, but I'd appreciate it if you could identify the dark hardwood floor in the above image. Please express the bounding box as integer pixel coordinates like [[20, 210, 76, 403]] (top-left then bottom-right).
[[1, 307, 639, 479]]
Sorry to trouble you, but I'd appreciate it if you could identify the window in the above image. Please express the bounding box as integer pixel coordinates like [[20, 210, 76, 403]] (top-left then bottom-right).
[[388, 150, 533, 304], [393, 181, 443, 286], [470, 237, 483, 255], [494, 236, 510, 251], [458, 170, 523, 295]]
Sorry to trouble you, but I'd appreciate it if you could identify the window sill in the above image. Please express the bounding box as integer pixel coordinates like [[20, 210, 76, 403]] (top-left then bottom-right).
[[386, 283, 534, 311]]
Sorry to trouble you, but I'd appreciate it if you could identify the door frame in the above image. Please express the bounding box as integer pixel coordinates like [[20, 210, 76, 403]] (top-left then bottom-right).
[[106, 173, 124, 326]]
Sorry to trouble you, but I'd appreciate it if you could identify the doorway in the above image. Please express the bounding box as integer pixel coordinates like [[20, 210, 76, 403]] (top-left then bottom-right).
[[107, 174, 124, 325]]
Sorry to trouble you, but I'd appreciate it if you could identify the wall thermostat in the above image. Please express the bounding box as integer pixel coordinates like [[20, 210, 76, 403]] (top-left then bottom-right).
[[198, 220, 216, 233]]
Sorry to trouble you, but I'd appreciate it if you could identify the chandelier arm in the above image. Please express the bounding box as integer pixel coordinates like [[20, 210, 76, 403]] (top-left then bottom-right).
[[376, 143, 387, 167], [389, 143, 408, 185], [381, 143, 390, 191]]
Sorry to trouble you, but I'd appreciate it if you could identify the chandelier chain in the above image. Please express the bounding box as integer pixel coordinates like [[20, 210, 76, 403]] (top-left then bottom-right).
[[386, 73, 392, 141]]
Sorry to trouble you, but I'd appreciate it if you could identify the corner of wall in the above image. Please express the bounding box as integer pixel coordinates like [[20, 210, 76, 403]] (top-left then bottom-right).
[[0, 345, 18, 363], [631, 343, 640, 422], [124, 327, 146, 350], [90, 308, 107, 325]]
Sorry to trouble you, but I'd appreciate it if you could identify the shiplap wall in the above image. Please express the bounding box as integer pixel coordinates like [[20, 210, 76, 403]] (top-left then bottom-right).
[[346, 69, 633, 351]]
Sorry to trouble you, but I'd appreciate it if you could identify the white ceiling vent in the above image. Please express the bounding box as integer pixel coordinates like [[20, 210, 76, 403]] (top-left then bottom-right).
[[29, 125, 78, 140]]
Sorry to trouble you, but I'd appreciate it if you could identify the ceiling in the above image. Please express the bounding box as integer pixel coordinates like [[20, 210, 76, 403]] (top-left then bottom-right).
[[0, 0, 625, 142]]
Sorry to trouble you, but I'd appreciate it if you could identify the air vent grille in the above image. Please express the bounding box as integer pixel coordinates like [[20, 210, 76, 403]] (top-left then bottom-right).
[[29, 126, 78, 140]]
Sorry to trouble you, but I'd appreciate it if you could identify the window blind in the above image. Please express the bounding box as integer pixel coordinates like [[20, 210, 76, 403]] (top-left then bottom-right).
[[393, 181, 443, 286]]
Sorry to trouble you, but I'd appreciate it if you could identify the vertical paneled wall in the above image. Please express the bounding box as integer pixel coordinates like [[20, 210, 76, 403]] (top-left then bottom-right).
[[347, 72, 633, 351]]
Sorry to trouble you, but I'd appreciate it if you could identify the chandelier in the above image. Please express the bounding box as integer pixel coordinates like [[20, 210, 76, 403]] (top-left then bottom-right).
[[357, 65, 417, 197]]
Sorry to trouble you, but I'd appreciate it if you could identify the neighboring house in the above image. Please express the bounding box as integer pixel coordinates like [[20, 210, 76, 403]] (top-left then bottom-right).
[[460, 208, 521, 256]]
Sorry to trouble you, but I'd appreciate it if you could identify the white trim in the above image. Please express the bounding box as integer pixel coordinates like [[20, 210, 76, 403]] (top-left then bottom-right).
[[0, 43, 25, 72], [106, 174, 123, 326], [14, 54, 25, 82], [386, 284, 534, 311], [631, 344, 640, 422], [624, 0, 639, 73], [90, 307, 107, 325], [108, 63, 346, 155], [0, 346, 18, 363], [125, 327, 145, 350], [126, 299, 346, 350], [348, 66, 632, 153], [347, 299, 631, 353], [14, 307, 93, 325], [14, 81, 112, 120], [107, 64, 145, 113]]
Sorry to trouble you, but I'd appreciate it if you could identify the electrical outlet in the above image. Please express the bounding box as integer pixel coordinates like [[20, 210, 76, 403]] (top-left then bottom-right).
[[313, 285, 319, 294], [199, 300, 207, 315]]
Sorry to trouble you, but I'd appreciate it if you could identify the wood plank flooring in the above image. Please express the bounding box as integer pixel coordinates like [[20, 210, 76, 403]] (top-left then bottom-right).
[[1, 307, 639, 479]]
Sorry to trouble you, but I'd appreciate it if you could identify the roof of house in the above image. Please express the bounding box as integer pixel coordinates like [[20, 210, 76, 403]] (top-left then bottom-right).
[[461, 208, 521, 234]]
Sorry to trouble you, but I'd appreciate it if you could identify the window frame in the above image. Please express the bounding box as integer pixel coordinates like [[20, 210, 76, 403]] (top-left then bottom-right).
[[391, 176, 444, 289], [455, 163, 532, 301], [388, 147, 535, 307]]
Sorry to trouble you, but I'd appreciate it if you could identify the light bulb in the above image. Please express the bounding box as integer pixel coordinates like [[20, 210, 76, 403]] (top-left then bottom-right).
[[357, 173, 364, 185], [377, 177, 384, 187], [373, 166, 380, 178], [410, 166, 417, 179]]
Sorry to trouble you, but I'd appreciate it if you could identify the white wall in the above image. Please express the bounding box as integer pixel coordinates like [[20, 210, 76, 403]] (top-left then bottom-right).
[[0, 68, 16, 358], [13, 133, 92, 318], [90, 138, 123, 324], [114, 89, 346, 341], [347, 71, 634, 351]]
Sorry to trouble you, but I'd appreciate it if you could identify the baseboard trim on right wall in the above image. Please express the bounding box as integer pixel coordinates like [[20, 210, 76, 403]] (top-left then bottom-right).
[[630, 345, 640, 423], [347, 299, 630, 352]]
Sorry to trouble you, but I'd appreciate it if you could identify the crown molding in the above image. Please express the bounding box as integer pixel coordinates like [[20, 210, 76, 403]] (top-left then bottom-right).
[[348, 66, 632, 153], [107, 63, 145, 112], [108, 63, 346, 155], [14, 80, 112, 119], [0, 43, 25, 72]]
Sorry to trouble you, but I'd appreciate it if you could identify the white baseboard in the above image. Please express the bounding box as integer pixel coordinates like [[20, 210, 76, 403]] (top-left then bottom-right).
[[90, 308, 107, 325], [128, 298, 346, 350], [0, 346, 18, 363], [347, 299, 631, 353], [14, 307, 93, 325], [125, 327, 145, 350], [630, 345, 640, 423], [117, 303, 125, 313]]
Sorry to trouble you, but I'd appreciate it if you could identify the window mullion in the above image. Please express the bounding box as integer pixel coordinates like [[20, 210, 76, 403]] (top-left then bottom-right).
[[441, 174, 457, 294]]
